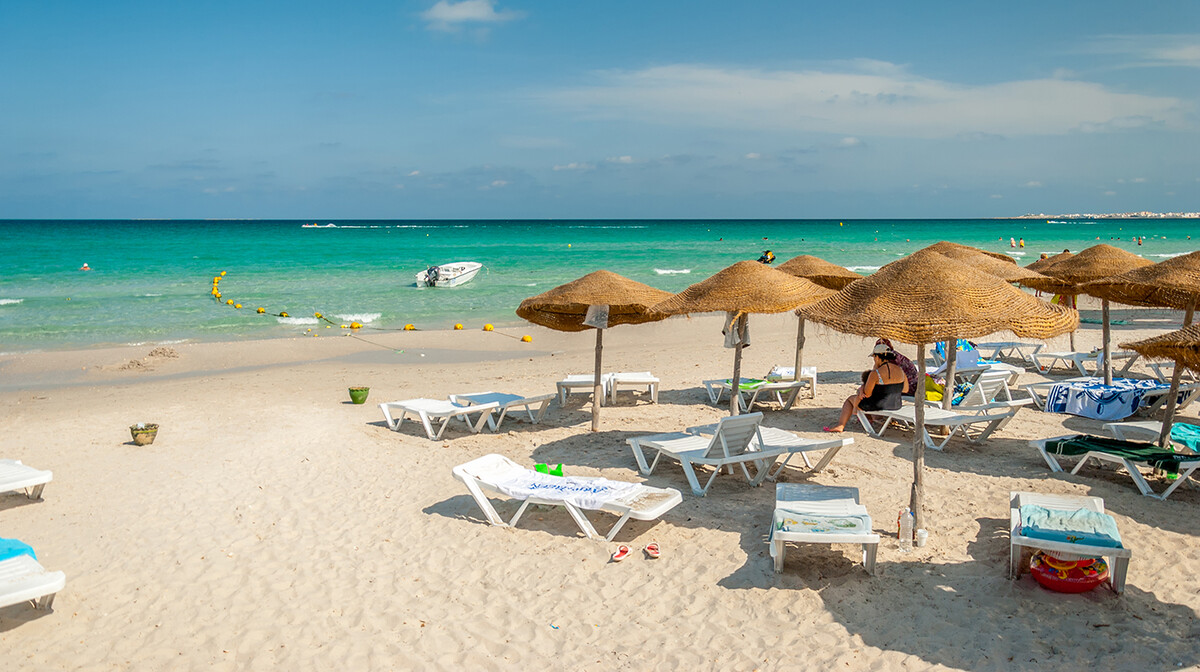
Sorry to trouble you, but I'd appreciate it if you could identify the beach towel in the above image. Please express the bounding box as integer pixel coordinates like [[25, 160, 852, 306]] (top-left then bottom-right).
[[1042, 435, 1186, 473], [1043, 377, 1170, 421], [724, 378, 767, 391], [1169, 423, 1200, 453], [722, 312, 751, 349], [770, 509, 872, 543], [1018, 504, 1123, 548], [0, 537, 36, 562], [490, 472, 641, 510]]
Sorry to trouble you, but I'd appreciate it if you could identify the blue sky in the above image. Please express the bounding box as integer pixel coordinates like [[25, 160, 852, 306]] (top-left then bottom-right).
[[1, 1, 1197, 219]]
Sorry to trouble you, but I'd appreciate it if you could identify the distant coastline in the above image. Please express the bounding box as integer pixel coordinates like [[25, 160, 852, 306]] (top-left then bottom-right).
[[1012, 211, 1199, 219]]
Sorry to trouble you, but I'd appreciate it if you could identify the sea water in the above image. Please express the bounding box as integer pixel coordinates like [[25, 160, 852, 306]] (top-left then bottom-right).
[[0, 218, 1194, 353]]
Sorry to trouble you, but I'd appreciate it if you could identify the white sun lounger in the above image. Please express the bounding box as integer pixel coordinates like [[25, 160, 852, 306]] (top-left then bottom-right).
[[857, 402, 1026, 450], [702, 376, 812, 412], [556, 373, 614, 405], [0, 459, 52, 500], [771, 483, 879, 575], [452, 454, 682, 541], [1030, 349, 1140, 376], [448, 391, 556, 431], [0, 554, 66, 611], [1009, 491, 1131, 594], [686, 423, 851, 478], [625, 412, 785, 496], [608, 371, 659, 404], [1030, 434, 1200, 500], [1020, 377, 1199, 415], [379, 398, 501, 440], [973, 341, 1045, 363], [1147, 360, 1197, 384]]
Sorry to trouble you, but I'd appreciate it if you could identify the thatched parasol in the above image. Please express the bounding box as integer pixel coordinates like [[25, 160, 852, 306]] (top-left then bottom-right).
[[517, 270, 673, 431], [1086, 251, 1200, 444], [1121, 324, 1200, 450], [774, 255, 857, 383], [922, 241, 1047, 285], [1025, 244, 1153, 384], [650, 260, 832, 415], [800, 249, 1078, 532], [1026, 250, 1073, 273]]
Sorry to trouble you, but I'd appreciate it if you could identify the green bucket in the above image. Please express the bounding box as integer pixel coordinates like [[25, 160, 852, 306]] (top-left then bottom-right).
[[348, 387, 370, 404]]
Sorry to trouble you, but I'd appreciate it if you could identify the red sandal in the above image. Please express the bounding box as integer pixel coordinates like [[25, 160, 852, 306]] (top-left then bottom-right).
[[644, 542, 661, 559], [611, 545, 631, 562]]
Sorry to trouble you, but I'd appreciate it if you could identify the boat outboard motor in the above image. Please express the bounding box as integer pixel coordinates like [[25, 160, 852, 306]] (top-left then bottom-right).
[[425, 265, 440, 287]]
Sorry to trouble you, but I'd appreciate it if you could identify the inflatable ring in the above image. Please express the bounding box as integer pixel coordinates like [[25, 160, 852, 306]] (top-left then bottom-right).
[[1029, 551, 1108, 593]]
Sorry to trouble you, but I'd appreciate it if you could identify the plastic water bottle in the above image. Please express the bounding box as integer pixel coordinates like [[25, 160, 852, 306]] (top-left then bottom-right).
[[898, 507, 914, 553]]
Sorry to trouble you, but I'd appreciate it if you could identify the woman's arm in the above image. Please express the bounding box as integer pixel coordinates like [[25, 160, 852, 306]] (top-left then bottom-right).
[[862, 369, 880, 397]]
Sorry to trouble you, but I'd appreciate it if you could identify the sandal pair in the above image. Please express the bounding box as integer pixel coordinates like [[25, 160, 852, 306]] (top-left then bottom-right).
[[612, 542, 660, 562]]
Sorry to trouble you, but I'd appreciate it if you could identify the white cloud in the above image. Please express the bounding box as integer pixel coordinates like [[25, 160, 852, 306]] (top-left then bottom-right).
[[1132, 177, 1147, 183], [422, 0, 524, 32], [490, 179, 508, 187], [839, 137, 862, 147], [607, 155, 635, 164], [553, 162, 595, 171], [407, 170, 421, 177], [1023, 181, 1043, 188], [1104, 190, 1118, 196], [1084, 34, 1200, 69], [744, 152, 761, 159], [540, 60, 1186, 139], [990, 194, 1004, 199]]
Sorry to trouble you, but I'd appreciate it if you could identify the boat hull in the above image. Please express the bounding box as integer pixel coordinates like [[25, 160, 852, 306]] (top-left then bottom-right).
[[415, 261, 482, 287]]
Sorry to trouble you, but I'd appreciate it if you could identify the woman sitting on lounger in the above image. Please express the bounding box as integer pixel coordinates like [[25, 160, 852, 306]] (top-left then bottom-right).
[[824, 343, 909, 432]]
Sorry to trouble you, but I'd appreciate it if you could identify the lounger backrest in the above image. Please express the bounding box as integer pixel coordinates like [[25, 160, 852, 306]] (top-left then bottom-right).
[[706, 412, 765, 459], [963, 372, 1010, 405]]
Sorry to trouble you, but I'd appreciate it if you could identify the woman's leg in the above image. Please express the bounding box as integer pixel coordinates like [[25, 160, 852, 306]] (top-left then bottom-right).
[[826, 394, 861, 431]]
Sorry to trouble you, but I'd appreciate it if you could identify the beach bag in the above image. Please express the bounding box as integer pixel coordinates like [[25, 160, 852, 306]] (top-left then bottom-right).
[[924, 375, 944, 402]]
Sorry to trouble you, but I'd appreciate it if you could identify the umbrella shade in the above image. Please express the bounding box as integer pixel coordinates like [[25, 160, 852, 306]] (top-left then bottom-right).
[[517, 270, 674, 331], [1024, 244, 1153, 294], [920, 241, 1047, 285], [799, 249, 1079, 345], [1026, 250, 1073, 273], [1121, 324, 1200, 373], [775, 255, 862, 290], [650, 260, 833, 316], [1081, 250, 1200, 310]]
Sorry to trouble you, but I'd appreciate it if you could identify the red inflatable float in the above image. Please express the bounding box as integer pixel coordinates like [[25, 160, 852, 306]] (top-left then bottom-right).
[[1029, 551, 1109, 593]]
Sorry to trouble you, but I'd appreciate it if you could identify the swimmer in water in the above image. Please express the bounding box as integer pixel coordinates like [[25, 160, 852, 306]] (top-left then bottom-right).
[[1010, 237, 1016, 248], [80, 262, 91, 271], [1019, 238, 1025, 248]]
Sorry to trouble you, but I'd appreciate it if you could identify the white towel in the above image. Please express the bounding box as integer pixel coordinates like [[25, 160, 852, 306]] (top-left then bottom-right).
[[492, 472, 641, 510], [722, 312, 751, 349]]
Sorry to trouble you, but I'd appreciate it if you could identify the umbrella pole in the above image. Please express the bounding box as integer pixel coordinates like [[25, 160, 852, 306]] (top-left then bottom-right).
[[730, 314, 746, 416], [912, 342, 927, 533], [942, 341, 957, 411], [1069, 295, 1077, 351], [591, 328, 603, 432], [1102, 299, 1113, 386], [793, 316, 805, 381], [1157, 302, 1195, 448]]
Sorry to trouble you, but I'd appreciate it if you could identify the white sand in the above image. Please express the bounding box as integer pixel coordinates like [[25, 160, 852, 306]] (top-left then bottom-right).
[[2, 305, 1199, 670]]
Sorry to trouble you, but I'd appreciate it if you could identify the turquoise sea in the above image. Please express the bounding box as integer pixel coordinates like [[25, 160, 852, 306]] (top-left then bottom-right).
[[1, 219, 1195, 353]]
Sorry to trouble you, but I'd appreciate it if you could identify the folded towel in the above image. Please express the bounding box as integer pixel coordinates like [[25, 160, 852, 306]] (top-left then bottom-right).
[[1018, 504, 1123, 548], [492, 472, 641, 510], [1043, 434, 1187, 473], [725, 378, 767, 391], [771, 509, 872, 541], [0, 537, 37, 562]]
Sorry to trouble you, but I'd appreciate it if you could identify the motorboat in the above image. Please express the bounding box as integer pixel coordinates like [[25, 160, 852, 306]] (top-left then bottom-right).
[[416, 261, 482, 287]]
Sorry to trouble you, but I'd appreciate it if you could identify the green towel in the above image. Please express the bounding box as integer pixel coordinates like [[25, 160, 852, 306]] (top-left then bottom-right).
[[1044, 434, 1188, 473], [725, 378, 766, 391]]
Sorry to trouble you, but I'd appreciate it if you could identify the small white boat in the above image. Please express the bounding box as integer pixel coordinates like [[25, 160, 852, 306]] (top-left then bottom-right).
[[416, 261, 482, 287]]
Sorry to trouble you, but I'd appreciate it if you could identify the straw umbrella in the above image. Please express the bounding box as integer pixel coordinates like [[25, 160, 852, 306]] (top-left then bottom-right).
[[1023, 244, 1153, 385], [801, 249, 1078, 532], [1085, 250, 1200, 445], [650, 260, 833, 415], [775, 255, 860, 384], [1026, 250, 1074, 273], [1121, 324, 1200, 450], [516, 270, 673, 431]]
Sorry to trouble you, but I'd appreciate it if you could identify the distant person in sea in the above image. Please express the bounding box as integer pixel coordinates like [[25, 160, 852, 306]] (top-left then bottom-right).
[[1019, 238, 1025, 248], [79, 262, 91, 271], [823, 343, 909, 433], [1010, 237, 1016, 248], [757, 250, 775, 264]]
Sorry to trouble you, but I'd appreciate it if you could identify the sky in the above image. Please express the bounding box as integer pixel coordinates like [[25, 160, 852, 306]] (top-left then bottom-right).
[[1, 1, 1198, 219]]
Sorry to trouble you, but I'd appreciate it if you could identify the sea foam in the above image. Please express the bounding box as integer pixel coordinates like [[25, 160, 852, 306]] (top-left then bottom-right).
[[278, 316, 319, 325], [334, 312, 381, 323], [847, 266, 880, 272], [654, 268, 691, 275], [0, 299, 23, 306]]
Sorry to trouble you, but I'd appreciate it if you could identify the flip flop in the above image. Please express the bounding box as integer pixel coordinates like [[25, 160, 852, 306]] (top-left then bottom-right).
[[644, 542, 661, 559], [822, 426, 842, 433], [611, 545, 631, 562]]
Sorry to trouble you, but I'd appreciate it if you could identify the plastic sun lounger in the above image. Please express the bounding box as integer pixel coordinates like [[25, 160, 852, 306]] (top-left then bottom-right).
[[702, 376, 813, 412], [770, 483, 879, 575], [447, 391, 556, 431], [607, 372, 659, 404], [1147, 360, 1197, 384], [973, 341, 1045, 363], [625, 412, 786, 496], [0, 459, 52, 500], [1021, 378, 1199, 415], [378, 398, 501, 440], [1009, 490, 1131, 594], [685, 423, 852, 478], [556, 373, 613, 405], [0, 554, 66, 611], [1030, 434, 1200, 500], [856, 402, 1025, 450], [452, 453, 682, 541], [1030, 350, 1140, 376]]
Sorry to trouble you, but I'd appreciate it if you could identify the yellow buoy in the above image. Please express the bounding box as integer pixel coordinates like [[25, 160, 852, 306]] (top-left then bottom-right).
[[220, 271, 226, 276], [256, 307, 265, 313], [454, 323, 463, 330], [521, 335, 532, 343], [226, 299, 234, 305], [404, 324, 416, 331], [314, 312, 323, 319], [483, 324, 494, 332], [234, 303, 242, 309], [280, 311, 289, 318], [567, 244, 571, 248], [213, 277, 221, 284], [350, 322, 362, 329]]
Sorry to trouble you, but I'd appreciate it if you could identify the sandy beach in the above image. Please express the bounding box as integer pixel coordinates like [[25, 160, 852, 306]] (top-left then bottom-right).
[[2, 302, 1199, 671]]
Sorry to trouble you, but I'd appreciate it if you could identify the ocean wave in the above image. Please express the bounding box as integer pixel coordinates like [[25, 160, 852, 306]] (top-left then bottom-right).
[[0, 298, 23, 306], [1009, 251, 1026, 257], [847, 266, 881, 272], [278, 316, 319, 325], [1151, 252, 1190, 258], [654, 268, 691, 275], [140, 293, 164, 297], [334, 312, 381, 323], [566, 225, 648, 229]]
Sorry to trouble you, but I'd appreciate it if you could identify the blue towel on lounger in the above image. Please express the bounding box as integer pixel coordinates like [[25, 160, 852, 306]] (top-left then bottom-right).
[[0, 537, 36, 561], [1018, 505, 1123, 548], [1170, 423, 1200, 453]]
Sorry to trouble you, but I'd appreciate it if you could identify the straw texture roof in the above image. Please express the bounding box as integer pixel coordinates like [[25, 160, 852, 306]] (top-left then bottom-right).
[[1080, 250, 1200, 309], [799, 249, 1078, 344], [516, 270, 674, 332], [920, 241, 1047, 284], [650, 260, 833, 316], [1121, 324, 1200, 373], [1026, 250, 1073, 273], [775, 255, 862, 290], [1026, 244, 1153, 294]]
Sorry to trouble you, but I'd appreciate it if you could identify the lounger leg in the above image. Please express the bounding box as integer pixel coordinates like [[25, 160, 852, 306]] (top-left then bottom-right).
[[379, 403, 400, 430], [862, 542, 878, 575], [35, 593, 55, 610], [1156, 465, 1199, 500], [679, 459, 708, 496], [808, 445, 842, 473], [460, 478, 509, 527], [627, 439, 654, 474], [747, 457, 777, 487], [649, 383, 658, 404], [422, 412, 447, 440], [772, 540, 785, 573], [531, 399, 551, 423], [1109, 556, 1129, 594], [1120, 459, 1155, 496], [465, 410, 492, 434], [29, 483, 45, 500], [1069, 455, 1095, 476], [602, 510, 634, 542], [557, 384, 568, 405], [509, 500, 533, 527], [562, 503, 602, 540], [1037, 446, 1065, 473]]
